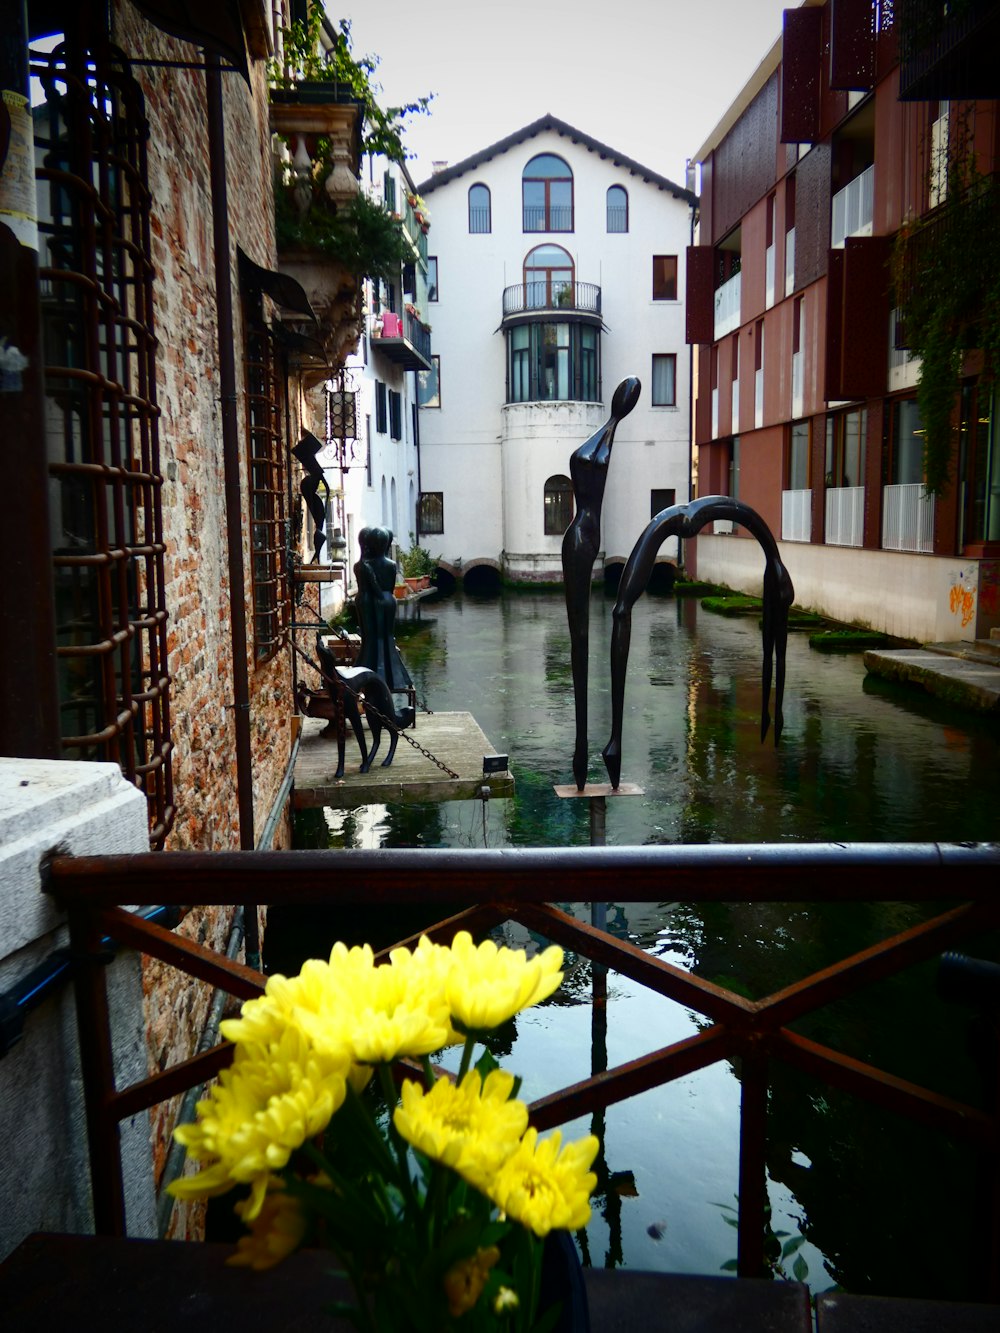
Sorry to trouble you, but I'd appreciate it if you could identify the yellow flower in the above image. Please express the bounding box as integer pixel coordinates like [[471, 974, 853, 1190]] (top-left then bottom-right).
[[168, 1025, 349, 1219], [445, 932, 563, 1032], [226, 1176, 307, 1270], [393, 1069, 528, 1187], [493, 1286, 520, 1315], [488, 1128, 599, 1237], [442, 1245, 500, 1316]]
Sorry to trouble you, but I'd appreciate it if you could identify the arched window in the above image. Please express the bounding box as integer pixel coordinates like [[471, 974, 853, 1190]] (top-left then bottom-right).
[[543, 474, 574, 535], [522, 154, 573, 232], [468, 183, 491, 233], [523, 244, 574, 309], [607, 185, 628, 233]]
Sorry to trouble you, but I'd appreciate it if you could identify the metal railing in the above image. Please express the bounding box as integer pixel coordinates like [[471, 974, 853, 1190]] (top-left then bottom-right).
[[882, 482, 935, 552], [523, 204, 573, 232], [714, 270, 742, 340], [403, 310, 432, 361], [832, 165, 875, 249], [502, 281, 601, 318], [825, 485, 865, 547], [781, 488, 812, 542], [50, 842, 1000, 1288]]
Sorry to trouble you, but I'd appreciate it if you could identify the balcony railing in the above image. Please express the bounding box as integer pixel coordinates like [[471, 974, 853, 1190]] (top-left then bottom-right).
[[371, 309, 432, 371], [882, 482, 935, 552], [754, 366, 764, 429], [825, 485, 865, 547], [791, 349, 804, 419], [502, 281, 601, 319], [523, 204, 573, 232], [765, 243, 775, 309], [832, 165, 875, 249], [714, 269, 741, 340], [781, 487, 812, 542], [785, 227, 796, 297], [51, 842, 1000, 1291]]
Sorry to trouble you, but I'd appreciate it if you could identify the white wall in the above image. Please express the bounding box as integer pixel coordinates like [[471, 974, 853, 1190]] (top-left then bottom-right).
[[697, 535, 985, 643], [419, 125, 693, 579]]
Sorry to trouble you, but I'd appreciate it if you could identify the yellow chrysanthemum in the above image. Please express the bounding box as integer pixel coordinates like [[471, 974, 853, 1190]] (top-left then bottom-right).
[[487, 1128, 599, 1237], [445, 932, 564, 1032], [393, 1069, 528, 1186], [226, 1176, 307, 1270], [442, 1245, 500, 1317], [168, 1025, 349, 1219]]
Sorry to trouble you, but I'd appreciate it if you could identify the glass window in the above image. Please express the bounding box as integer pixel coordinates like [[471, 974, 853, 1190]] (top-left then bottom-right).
[[506, 323, 601, 404], [375, 381, 387, 434], [469, 184, 491, 233], [789, 421, 810, 490], [418, 356, 440, 408], [651, 354, 676, 406], [544, 474, 574, 534], [651, 488, 676, 517], [890, 398, 925, 485], [607, 185, 628, 233], [389, 390, 402, 440], [825, 407, 867, 487], [580, 326, 598, 402], [524, 244, 574, 308], [510, 326, 531, 402], [652, 255, 678, 301], [418, 492, 444, 535], [427, 256, 438, 301], [522, 153, 573, 232]]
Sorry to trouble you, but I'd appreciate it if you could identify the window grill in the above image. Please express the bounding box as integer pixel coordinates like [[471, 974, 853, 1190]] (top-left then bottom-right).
[[243, 293, 290, 662], [33, 38, 174, 847]]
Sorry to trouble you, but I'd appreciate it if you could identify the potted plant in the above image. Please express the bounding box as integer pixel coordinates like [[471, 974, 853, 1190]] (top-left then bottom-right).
[[400, 535, 439, 591]]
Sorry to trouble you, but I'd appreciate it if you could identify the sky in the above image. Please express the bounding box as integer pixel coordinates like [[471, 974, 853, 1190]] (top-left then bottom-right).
[[335, 0, 792, 190]]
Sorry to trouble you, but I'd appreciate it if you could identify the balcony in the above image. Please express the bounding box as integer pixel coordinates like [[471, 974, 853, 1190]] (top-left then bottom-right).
[[781, 488, 812, 542], [791, 348, 804, 420], [371, 308, 432, 371], [882, 483, 935, 553], [899, 0, 1000, 100], [501, 281, 602, 325], [784, 228, 796, 297], [714, 269, 741, 340], [831, 165, 874, 249], [765, 243, 775, 309], [826, 485, 865, 547]]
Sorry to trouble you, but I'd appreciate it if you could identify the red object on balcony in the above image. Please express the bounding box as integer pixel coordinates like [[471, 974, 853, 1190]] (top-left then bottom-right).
[[381, 311, 402, 337]]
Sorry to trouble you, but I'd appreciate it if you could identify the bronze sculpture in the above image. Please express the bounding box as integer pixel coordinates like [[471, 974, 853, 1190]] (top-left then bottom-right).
[[292, 431, 330, 562], [601, 495, 794, 789], [561, 377, 641, 789], [353, 526, 413, 694]]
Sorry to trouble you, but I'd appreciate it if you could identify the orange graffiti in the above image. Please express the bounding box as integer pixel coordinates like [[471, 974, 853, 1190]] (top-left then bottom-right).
[[948, 583, 975, 628]]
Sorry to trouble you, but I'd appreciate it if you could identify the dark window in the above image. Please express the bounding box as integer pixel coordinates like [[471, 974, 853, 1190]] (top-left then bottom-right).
[[651, 354, 677, 406], [888, 398, 924, 485], [788, 421, 810, 490], [607, 185, 628, 232], [523, 244, 574, 308], [375, 381, 387, 434], [384, 171, 396, 212], [507, 323, 600, 403], [418, 356, 441, 408], [651, 488, 677, 517], [389, 389, 402, 440], [35, 37, 174, 845], [418, 492, 444, 535], [544, 475, 574, 535], [825, 407, 867, 487], [469, 183, 491, 233], [523, 153, 573, 232], [365, 415, 372, 486], [652, 255, 678, 300], [428, 256, 438, 301], [960, 383, 999, 547]]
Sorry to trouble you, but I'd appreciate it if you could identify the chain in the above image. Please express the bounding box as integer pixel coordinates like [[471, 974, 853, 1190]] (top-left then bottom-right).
[[293, 640, 460, 779]]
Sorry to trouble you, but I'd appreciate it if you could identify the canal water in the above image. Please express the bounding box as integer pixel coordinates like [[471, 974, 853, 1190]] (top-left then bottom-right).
[[279, 589, 1000, 1302]]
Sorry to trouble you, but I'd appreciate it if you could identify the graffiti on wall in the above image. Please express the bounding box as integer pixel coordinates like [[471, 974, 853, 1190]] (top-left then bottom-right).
[[947, 566, 978, 630]]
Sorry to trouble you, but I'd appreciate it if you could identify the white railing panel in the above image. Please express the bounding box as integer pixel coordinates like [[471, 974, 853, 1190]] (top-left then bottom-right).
[[791, 350, 804, 420], [714, 270, 741, 340], [754, 368, 764, 429], [882, 483, 934, 552], [825, 486, 865, 547], [711, 386, 719, 439], [831, 164, 875, 249], [785, 228, 796, 297], [731, 378, 739, 430], [765, 244, 775, 309], [782, 488, 812, 542]]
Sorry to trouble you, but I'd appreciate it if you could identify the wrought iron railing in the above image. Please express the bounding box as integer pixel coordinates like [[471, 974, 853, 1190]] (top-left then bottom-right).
[[50, 842, 1000, 1289], [502, 281, 602, 318]]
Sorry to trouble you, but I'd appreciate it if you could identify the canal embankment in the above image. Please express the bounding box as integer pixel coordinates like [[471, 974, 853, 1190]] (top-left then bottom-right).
[[863, 633, 1000, 711]]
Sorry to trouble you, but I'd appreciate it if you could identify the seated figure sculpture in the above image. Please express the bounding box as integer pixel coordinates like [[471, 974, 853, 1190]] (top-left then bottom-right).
[[353, 526, 414, 695]]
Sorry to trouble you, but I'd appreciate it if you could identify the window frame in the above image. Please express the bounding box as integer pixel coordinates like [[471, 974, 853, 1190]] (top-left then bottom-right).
[[652, 255, 678, 301], [427, 256, 438, 301], [375, 381, 387, 434], [418, 355, 441, 408], [651, 353, 677, 407], [522, 153, 574, 233], [788, 419, 811, 490], [607, 185, 628, 233], [468, 183, 491, 233], [388, 388, 403, 441], [418, 491, 444, 535], [543, 474, 574, 535]]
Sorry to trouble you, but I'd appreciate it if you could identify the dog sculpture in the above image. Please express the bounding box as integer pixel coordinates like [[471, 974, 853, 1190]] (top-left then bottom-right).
[[296, 637, 415, 778]]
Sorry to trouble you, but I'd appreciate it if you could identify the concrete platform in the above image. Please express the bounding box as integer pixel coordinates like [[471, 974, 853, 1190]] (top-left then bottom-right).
[[863, 649, 1000, 711], [293, 712, 515, 809]]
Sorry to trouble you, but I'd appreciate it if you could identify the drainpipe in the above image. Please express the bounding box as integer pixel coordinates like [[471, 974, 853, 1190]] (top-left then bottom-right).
[[205, 54, 260, 967]]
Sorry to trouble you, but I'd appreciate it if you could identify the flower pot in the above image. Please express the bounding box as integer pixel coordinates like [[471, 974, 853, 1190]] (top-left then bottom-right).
[[540, 1231, 591, 1333]]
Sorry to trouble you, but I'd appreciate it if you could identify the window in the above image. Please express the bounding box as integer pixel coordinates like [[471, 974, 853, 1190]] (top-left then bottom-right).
[[428, 256, 438, 301], [825, 407, 867, 487], [888, 398, 924, 485], [389, 389, 403, 441], [607, 185, 628, 232], [651, 354, 677, 406], [524, 244, 574, 308], [375, 381, 387, 434], [651, 488, 676, 517], [544, 475, 574, 535], [469, 183, 491, 233], [522, 153, 573, 232], [506, 323, 600, 403], [788, 421, 811, 490], [652, 255, 678, 301], [384, 171, 396, 212], [365, 415, 372, 486], [418, 356, 441, 408], [418, 492, 444, 535]]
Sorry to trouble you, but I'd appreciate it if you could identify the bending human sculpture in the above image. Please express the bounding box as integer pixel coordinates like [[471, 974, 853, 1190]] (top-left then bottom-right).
[[292, 431, 330, 562], [561, 376, 641, 789], [601, 496, 795, 789], [353, 526, 413, 693]]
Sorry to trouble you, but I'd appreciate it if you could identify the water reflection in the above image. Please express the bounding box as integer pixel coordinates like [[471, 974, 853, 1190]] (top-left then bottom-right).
[[280, 590, 1000, 1300]]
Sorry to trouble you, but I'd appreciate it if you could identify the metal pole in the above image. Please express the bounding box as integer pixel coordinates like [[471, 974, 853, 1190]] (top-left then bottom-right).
[[204, 54, 259, 966], [0, 3, 61, 758]]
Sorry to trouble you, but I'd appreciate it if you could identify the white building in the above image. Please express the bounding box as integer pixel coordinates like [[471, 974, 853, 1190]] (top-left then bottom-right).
[[414, 115, 698, 588]]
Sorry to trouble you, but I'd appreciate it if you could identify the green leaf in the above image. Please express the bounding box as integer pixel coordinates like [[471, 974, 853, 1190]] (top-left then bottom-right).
[[792, 1253, 809, 1282], [720, 1258, 739, 1272], [781, 1235, 806, 1258]]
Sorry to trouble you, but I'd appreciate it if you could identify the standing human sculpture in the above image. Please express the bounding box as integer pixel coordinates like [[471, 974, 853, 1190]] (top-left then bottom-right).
[[353, 526, 413, 694]]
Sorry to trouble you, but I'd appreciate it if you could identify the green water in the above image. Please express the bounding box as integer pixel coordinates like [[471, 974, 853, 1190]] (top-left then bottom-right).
[[278, 590, 1000, 1301]]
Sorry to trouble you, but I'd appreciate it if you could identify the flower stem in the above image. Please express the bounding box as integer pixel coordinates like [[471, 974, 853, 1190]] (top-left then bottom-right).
[[378, 1063, 420, 1215], [456, 1034, 476, 1083]]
